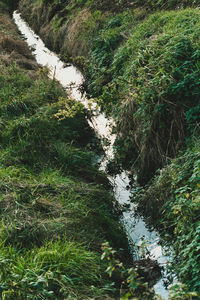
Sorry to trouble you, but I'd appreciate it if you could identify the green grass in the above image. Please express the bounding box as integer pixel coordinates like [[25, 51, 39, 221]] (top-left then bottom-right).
[[0, 65, 96, 175], [0, 165, 126, 250], [0, 36, 128, 298], [38, 0, 200, 10], [131, 0, 200, 9], [0, 239, 110, 299]]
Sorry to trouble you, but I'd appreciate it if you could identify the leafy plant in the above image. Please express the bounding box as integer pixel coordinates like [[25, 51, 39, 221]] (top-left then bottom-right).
[[101, 242, 156, 299]]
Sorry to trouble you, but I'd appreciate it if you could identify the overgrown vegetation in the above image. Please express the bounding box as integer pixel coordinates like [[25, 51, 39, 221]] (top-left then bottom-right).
[[9, 0, 200, 297], [85, 8, 200, 184], [34, 0, 200, 11], [19, 0, 200, 182]]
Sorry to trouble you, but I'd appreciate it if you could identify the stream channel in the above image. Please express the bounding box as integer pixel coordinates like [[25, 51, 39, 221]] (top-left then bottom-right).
[[13, 11, 170, 299]]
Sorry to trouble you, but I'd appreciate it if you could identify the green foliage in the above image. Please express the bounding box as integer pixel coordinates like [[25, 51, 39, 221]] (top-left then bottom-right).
[[101, 242, 156, 299], [39, 0, 200, 11], [52, 15, 64, 32], [132, 136, 200, 294], [0, 65, 96, 175], [169, 282, 199, 299], [54, 96, 85, 119], [133, 0, 200, 10], [86, 12, 131, 102], [0, 240, 109, 299], [20, 0, 200, 185], [15, 0, 200, 296]]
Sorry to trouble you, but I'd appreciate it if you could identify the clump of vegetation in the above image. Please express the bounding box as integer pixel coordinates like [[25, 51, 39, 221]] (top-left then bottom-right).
[[34, 0, 200, 11], [136, 0, 200, 9], [101, 242, 156, 299], [0, 240, 109, 299]]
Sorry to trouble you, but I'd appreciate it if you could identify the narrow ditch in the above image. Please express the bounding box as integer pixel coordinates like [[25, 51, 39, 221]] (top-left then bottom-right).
[[13, 11, 170, 299]]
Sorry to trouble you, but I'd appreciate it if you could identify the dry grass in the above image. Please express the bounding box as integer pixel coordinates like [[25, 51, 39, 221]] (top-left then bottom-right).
[[117, 94, 186, 183], [37, 8, 93, 57], [0, 36, 32, 57], [0, 14, 17, 33], [0, 13, 38, 70], [63, 9, 92, 57]]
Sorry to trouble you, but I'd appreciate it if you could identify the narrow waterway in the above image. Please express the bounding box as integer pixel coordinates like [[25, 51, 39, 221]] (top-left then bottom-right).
[[13, 11, 170, 299]]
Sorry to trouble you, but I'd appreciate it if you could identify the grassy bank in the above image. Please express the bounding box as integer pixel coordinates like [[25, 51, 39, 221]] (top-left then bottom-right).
[[0, 4, 132, 299], [85, 7, 200, 183], [18, 0, 200, 181]]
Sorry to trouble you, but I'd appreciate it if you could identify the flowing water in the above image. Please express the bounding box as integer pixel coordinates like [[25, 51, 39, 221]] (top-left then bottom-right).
[[13, 11, 170, 299]]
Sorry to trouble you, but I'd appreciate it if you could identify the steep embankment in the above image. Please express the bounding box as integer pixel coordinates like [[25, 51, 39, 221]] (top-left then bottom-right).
[[0, 3, 131, 299], [18, 0, 200, 298]]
